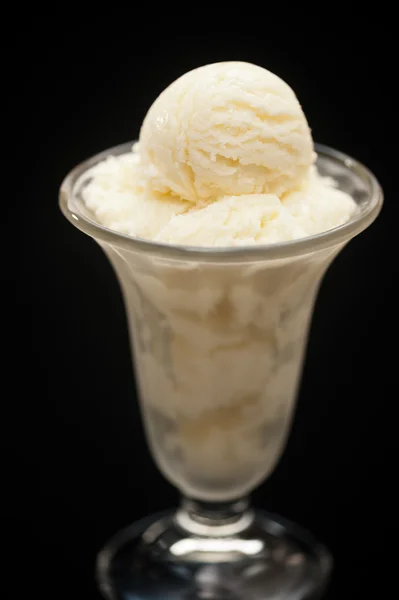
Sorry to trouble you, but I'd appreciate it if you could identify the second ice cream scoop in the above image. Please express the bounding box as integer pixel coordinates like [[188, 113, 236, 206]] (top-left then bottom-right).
[[139, 61, 315, 204]]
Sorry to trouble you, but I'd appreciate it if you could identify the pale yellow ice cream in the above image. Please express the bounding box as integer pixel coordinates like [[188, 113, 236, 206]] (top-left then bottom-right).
[[82, 149, 191, 238], [140, 61, 315, 203], [78, 62, 360, 501], [82, 62, 356, 246], [83, 152, 355, 245]]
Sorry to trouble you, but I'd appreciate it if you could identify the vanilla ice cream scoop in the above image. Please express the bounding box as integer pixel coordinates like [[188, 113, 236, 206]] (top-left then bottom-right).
[[155, 194, 306, 246], [139, 61, 315, 204]]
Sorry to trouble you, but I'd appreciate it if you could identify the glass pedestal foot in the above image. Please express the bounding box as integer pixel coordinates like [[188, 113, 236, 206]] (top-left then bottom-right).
[[96, 509, 332, 600]]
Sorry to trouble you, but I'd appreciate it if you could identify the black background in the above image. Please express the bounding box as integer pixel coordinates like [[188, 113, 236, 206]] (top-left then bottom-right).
[[9, 14, 397, 600]]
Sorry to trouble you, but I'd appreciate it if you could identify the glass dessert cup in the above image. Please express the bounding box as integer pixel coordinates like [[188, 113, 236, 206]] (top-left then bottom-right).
[[60, 143, 382, 600]]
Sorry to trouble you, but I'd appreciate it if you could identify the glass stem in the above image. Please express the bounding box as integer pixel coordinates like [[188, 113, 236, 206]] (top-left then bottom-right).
[[175, 496, 254, 537]]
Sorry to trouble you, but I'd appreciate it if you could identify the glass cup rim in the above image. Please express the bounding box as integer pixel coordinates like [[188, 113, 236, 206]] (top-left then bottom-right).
[[59, 142, 383, 262]]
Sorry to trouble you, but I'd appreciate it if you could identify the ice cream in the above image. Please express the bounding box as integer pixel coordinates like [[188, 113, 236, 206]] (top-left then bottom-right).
[[77, 62, 360, 501], [82, 62, 356, 247], [140, 61, 315, 202]]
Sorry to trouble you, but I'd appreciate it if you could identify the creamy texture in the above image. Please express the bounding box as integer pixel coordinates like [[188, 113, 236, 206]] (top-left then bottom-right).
[[140, 62, 315, 202], [83, 62, 356, 245], [79, 62, 359, 501], [82, 147, 356, 245], [106, 244, 333, 500]]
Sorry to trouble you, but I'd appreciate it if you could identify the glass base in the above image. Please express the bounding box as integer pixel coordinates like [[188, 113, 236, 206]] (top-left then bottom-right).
[[96, 509, 332, 600]]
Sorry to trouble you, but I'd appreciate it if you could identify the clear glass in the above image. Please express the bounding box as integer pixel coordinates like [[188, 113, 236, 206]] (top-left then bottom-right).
[[60, 142, 382, 600]]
